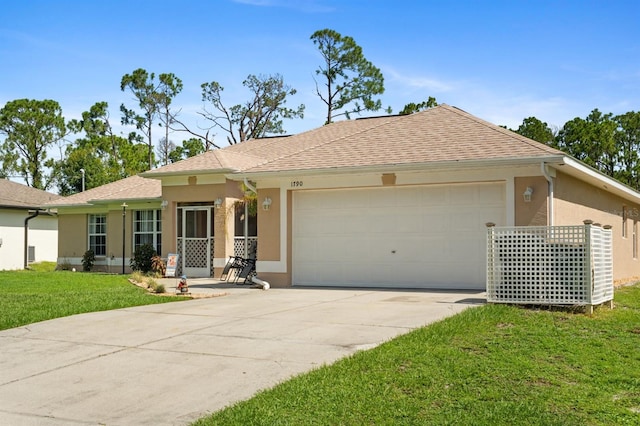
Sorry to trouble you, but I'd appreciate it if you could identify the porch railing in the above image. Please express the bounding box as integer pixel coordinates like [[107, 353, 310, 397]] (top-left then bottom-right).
[[486, 223, 613, 309], [234, 237, 257, 257]]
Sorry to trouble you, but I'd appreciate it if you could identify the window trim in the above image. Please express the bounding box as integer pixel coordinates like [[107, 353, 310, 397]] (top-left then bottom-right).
[[88, 214, 107, 257], [133, 209, 162, 254]]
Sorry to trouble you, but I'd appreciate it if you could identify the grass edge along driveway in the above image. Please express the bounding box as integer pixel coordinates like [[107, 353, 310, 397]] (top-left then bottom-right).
[[194, 284, 640, 426], [0, 270, 187, 331]]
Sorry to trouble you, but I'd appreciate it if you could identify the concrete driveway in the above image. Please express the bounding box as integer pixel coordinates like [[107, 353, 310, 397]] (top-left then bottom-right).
[[0, 283, 483, 425]]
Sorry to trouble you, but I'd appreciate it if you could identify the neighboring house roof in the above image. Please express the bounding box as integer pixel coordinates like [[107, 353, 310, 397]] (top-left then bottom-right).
[[44, 175, 161, 208], [0, 179, 61, 209], [142, 104, 565, 178]]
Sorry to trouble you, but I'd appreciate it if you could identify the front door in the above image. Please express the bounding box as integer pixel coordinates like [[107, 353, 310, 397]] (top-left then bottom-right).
[[178, 207, 213, 277]]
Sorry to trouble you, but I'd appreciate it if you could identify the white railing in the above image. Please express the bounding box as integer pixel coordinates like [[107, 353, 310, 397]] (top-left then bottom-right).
[[486, 223, 613, 309]]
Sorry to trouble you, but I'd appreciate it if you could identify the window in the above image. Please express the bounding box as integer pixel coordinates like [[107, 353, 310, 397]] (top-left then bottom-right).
[[623, 206, 628, 238], [134, 210, 162, 254], [88, 214, 107, 256]]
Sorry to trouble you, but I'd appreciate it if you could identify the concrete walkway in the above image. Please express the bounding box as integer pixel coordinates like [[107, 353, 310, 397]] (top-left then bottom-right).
[[0, 280, 484, 425]]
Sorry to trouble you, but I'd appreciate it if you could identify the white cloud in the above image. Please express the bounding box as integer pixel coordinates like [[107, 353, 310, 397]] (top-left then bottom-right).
[[383, 66, 455, 93]]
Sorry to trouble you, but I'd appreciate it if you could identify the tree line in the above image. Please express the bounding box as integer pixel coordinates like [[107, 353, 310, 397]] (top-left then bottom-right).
[[511, 110, 640, 190], [1, 28, 639, 195], [0, 29, 400, 194]]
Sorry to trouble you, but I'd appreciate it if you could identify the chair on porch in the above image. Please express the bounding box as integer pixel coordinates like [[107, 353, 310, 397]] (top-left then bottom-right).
[[221, 240, 258, 283], [220, 256, 243, 281], [233, 258, 256, 284]]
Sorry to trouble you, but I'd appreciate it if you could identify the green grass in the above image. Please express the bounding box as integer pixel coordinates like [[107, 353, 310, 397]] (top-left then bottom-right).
[[194, 284, 640, 426], [0, 270, 188, 330]]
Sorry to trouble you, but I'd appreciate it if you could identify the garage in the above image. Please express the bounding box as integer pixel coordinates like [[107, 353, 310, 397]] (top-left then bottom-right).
[[292, 183, 506, 289]]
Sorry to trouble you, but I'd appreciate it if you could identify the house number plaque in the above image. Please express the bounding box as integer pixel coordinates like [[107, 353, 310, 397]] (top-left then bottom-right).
[[290, 180, 304, 188]]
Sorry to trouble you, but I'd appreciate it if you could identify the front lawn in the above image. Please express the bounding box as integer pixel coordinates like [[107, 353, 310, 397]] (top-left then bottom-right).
[[195, 284, 640, 426], [0, 270, 187, 330]]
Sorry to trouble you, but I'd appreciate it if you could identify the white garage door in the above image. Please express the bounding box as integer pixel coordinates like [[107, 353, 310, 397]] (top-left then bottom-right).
[[292, 183, 505, 289]]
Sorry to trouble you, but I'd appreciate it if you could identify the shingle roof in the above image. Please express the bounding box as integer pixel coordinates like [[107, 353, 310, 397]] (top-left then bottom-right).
[[45, 175, 161, 207], [238, 104, 564, 173], [0, 179, 61, 209], [143, 104, 564, 177], [142, 148, 266, 176], [55, 105, 565, 207]]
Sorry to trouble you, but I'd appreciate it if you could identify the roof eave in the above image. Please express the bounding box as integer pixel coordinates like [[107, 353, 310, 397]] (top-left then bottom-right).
[[228, 155, 567, 180], [46, 197, 161, 209], [140, 168, 235, 179]]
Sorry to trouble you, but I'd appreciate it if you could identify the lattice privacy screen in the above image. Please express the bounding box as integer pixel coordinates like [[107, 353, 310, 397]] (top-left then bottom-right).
[[486, 224, 613, 306], [234, 237, 258, 257]]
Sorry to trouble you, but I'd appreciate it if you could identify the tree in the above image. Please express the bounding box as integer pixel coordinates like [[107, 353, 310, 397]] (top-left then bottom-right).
[[310, 28, 386, 124], [0, 99, 66, 190], [614, 111, 640, 189], [57, 102, 148, 195], [513, 116, 556, 145], [399, 97, 438, 115], [121, 68, 179, 170], [199, 73, 304, 145], [168, 138, 206, 163], [555, 109, 617, 176], [156, 73, 183, 165], [156, 137, 176, 166]]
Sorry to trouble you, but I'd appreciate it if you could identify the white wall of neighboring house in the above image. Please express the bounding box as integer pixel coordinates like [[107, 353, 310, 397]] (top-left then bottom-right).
[[0, 209, 58, 270]]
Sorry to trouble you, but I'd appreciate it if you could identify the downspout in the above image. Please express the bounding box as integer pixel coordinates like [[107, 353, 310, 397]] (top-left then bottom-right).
[[243, 178, 257, 258], [541, 162, 554, 226], [24, 210, 40, 269]]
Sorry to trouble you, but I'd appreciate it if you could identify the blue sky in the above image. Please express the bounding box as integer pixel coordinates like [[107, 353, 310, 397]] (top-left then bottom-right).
[[1, 0, 639, 149]]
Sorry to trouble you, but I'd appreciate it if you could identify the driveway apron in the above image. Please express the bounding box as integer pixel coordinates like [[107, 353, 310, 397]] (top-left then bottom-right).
[[0, 286, 483, 425]]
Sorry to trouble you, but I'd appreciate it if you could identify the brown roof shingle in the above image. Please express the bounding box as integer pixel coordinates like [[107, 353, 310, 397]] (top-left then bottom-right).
[[0, 179, 61, 209], [45, 175, 161, 207], [143, 104, 563, 177], [240, 105, 563, 173]]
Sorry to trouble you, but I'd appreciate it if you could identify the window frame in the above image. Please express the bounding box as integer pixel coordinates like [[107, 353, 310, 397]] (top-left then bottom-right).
[[88, 214, 107, 257], [133, 209, 162, 254]]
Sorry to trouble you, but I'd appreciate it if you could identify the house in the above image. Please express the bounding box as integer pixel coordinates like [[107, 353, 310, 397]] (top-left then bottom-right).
[[0, 179, 60, 270], [48, 105, 640, 288]]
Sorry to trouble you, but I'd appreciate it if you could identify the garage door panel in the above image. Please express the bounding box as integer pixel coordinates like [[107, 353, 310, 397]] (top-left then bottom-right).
[[293, 183, 505, 289], [449, 185, 477, 204]]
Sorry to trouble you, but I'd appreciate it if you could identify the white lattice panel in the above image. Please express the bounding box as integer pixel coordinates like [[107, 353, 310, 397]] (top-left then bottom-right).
[[176, 238, 215, 276], [486, 224, 613, 307], [234, 237, 257, 257]]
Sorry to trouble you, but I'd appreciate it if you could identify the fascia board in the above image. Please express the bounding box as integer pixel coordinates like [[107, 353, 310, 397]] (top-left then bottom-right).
[[140, 169, 235, 179], [227, 156, 566, 181]]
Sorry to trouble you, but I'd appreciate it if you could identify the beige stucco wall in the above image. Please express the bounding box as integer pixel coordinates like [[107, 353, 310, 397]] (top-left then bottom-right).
[[57, 208, 134, 273], [514, 176, 548, 226], [58, 214, 87, 260], [253, 188, 292, 287], [256, 188, 280, 261], [554, 171, 640, 283]]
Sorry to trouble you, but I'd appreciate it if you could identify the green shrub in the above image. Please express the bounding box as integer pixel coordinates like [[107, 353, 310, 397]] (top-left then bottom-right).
[[82, 250, 95, 272], [130, 244, 157, 274], [155, 283, 166, 294]]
